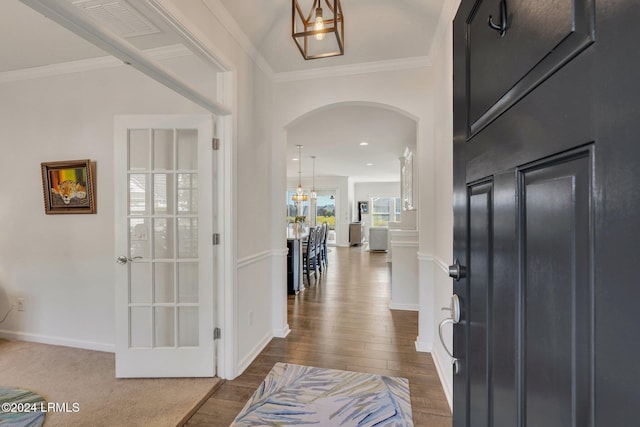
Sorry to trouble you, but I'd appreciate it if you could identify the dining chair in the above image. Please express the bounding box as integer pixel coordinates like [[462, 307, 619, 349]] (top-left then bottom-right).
[[302, 227, 317, 285]]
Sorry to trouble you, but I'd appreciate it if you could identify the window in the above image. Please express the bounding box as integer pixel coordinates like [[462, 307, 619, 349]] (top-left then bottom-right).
[[371, 197, 401, 226], [316, 193, 335, 229], [286, 191, 309, 221]]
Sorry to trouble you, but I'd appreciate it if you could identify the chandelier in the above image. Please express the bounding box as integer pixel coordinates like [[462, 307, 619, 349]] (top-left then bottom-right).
[[292, 145, 308, 202], [292, 0, 344, 60]]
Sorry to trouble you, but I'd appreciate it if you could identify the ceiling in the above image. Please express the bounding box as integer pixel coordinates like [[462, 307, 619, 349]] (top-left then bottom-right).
[[213, 0, 445, 74], [287, 105, 416, 182], [0, 0, 106, 72], [212, 0, 446, 182], [1, 0, 448, 182]]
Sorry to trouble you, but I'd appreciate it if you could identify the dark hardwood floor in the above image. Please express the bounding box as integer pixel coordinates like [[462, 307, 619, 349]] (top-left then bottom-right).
[[186, 246, 452, 426]]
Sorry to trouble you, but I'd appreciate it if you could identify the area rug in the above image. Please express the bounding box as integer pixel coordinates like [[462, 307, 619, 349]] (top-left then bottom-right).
[[0, 388, 46, 427], [231, 363, 413, 426]]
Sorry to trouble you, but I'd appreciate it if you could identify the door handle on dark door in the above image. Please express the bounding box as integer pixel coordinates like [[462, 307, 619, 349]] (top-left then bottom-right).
[[439, 294, 461, 375], [448, 258, 467, 281]]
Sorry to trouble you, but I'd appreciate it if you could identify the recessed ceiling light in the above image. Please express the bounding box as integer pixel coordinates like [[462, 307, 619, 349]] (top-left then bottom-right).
[[359, 141, 369, 146], [366, 163, 373, 166], [292, 158, 299, 161]]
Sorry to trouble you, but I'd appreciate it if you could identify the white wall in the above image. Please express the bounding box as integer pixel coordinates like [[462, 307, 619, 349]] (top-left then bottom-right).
[[0, 65, 204, 351], [0, 0, 276, 380], [161, 1, 275, 377]]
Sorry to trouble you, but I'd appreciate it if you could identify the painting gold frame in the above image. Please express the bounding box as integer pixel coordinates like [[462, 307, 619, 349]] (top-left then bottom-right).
[[41, 159, 96, 214]]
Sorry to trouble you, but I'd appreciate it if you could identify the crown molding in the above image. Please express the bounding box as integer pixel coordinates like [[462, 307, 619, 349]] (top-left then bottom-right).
[[0, 44, 192, 84], [201, 0, 274, 78], [273, 56, 432, 83]]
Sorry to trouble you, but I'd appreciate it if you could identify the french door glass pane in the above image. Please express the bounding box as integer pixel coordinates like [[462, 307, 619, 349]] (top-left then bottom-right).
[[130, 262, 151, 303], [177, 174, 198, 213], [178, 307, 199, 347], [177, 130, 197, 170], [154, 218, 174, 259], [128, 130, 149, 171], [153, 173, 174, 215], [178, 263, 199, 303], [130, 307, 152, 348], [154, 307, 175, 347], [154, 263, 175, 303], [178, 218, 198, 258], [129, 218, 149, 259], [129, 174, 147, 215], [153, 129, 173, 170]]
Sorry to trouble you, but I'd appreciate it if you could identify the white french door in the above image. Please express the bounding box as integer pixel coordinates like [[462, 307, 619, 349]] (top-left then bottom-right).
[[114, 115, 215, 377]]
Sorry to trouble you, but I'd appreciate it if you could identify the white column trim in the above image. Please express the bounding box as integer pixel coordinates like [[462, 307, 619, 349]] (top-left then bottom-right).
[[417, 252, 449, 274]]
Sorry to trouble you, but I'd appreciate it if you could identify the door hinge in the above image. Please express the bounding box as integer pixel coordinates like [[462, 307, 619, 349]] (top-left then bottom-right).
[[214, 327, 221, 340], [213, 233, 221, 245], [212, 137, 220, 150]]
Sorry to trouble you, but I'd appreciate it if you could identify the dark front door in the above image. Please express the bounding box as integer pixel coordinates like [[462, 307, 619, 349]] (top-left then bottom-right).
[[452, 1, 640, 426]]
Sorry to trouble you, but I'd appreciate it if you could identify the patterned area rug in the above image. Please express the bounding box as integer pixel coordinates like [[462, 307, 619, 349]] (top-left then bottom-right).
[[0, 388, 46, 427], [231, 363, 413, 426]]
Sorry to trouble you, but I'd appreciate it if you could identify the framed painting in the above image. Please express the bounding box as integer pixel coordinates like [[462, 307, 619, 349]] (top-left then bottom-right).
[[41, 159, 96, 214]]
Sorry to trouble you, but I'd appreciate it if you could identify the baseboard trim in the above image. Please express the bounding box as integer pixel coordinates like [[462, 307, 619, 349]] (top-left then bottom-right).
[[432, 349, 453, 411], [236, 331, 272, 376], [0, 329, 115, 353], [414, 338, 433, 353], [388, 302, 419, 311], [272, 324, 291, 338]]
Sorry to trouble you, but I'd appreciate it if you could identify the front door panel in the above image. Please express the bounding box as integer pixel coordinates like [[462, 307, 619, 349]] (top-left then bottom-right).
[[466, 0, 594, 135], [469, 0, 573, 124], [450, 0, 639, 424], [520, 151, 592, 427], [468, 181, 493, 427]]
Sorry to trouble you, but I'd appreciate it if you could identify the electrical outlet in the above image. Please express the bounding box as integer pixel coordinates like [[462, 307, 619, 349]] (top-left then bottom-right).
[[16, 298, 24, 312]]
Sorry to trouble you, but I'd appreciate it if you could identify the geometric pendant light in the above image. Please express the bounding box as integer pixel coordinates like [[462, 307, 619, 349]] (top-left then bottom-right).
[[292, 0, 344, 60]]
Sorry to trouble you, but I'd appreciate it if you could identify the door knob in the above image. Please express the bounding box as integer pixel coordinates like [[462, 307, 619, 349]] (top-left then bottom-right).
[[116, 255, 142, 264], [448, 258, 467, 281]]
